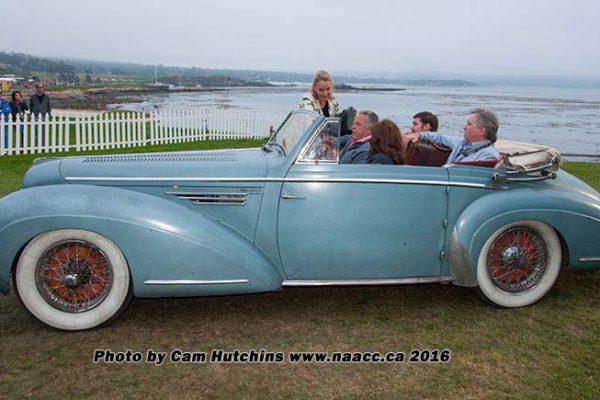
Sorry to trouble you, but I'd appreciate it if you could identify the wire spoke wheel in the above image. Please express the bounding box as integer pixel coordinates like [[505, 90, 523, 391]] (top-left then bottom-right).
[[15, 229, 132, 330], [36, 240, 113, 313], [476, 221, 562, 308], [487, 227, 548, 292]]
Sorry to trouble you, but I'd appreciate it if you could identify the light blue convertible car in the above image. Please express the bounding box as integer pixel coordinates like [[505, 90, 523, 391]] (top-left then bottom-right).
[[1, 110, 599, 330]]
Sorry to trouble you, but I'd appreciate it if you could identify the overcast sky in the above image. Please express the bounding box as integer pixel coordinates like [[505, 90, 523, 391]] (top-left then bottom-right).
[[4, 0, 600, 78]]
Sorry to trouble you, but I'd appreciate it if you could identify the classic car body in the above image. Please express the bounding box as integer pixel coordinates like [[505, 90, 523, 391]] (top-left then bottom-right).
[[1, 110, 599, 330]]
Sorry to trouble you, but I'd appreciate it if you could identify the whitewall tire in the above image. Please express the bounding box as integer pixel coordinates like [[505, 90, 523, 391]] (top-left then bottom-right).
[[15, 229, 132, 330], [476, 221, 562, 308]]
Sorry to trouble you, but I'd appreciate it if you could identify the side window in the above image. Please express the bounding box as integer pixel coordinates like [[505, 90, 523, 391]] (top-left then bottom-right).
[[298, 120, 340, 164]]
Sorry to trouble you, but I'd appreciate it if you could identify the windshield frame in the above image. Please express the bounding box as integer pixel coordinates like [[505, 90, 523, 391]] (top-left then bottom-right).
[[266, 110, 321, 157], [295, 118, 341, 165]]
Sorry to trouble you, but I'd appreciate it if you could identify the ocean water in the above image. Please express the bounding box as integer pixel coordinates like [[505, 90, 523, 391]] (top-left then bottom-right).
[[110, 85, 600, 158]]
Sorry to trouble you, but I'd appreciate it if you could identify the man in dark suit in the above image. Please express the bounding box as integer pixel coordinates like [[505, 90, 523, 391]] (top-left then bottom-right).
[[339, 110, 378, 164]]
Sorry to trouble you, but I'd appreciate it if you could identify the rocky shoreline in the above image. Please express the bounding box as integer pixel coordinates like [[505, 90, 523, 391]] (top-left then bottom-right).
[[37, 84, 413, 111], [22, 84, 413, 111], [22, 86, 228, 111]]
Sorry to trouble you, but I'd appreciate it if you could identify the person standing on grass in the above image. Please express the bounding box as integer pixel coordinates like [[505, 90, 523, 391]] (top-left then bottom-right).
[[9, 91, 29, 121], [9, 91, 29, 144], [30, 83, 51, 117], [30, 83, 51, 146], [0, 91, 12, 149]]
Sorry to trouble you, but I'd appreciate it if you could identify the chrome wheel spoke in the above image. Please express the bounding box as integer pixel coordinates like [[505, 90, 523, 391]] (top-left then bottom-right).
[[35, 240, 113, 313], [487, 227, 548, 292]]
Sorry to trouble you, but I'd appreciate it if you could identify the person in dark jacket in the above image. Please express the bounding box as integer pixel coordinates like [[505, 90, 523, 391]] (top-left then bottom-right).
[[30, 83, 51, 146], [338, 110, 379, 164], [9, 91, 29, 144], [0, 91, 10, 120], [368, 119, 404, 165], [0, 91, 11, 149], [9, 91, 29, 121], [30, 83, 51, 117]]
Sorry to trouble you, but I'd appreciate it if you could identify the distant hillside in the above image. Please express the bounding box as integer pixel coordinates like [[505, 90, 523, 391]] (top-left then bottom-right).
[[0, 51, 478, 87], [0, 52, 75, 74], [0, 51, 79, 83]]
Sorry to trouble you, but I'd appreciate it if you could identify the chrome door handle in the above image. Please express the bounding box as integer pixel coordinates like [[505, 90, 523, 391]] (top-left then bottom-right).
[[281, 193, 306, 200]]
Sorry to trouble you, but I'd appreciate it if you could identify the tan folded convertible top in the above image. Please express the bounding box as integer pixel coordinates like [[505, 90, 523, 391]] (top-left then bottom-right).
[[495, 139, 562, 172]]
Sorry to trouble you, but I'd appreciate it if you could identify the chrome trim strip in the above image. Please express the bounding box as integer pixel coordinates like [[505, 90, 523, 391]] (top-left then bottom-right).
[[66, 176, 271, 182], [188, 201, 247, 206], [173, 196, 245, 201], [296, 159, 338, 165], [165, 191, 249, 197], [165, 191, 248, 205], [282, 277, 454, 287], [66, 176, 505, 190], [493, 172, 557, 183], [579, 257, 600, 262], [281, 193, 306, 200], [144, 279, 249, 286]]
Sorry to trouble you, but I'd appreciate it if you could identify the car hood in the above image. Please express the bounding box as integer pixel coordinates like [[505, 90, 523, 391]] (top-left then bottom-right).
[[23, 148, 268, 188]]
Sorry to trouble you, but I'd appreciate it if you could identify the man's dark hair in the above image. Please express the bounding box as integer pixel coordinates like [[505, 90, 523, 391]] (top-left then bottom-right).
[[471, 108, 499, 143], [413, 111, 438, 132]]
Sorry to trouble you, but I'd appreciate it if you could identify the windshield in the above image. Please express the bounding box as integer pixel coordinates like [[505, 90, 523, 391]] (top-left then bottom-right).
[[268, 111, 319, 155]]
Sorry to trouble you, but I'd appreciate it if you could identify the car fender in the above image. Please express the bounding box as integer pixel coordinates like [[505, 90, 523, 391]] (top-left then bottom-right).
[[449, 189, 600, 287], [0, 184, 282, 296]]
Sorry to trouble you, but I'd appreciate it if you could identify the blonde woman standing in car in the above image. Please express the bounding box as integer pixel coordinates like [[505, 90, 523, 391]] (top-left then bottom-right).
[[299, 70, 340, 117]]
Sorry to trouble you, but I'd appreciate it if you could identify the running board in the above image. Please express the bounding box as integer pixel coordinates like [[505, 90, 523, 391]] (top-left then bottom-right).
[[282, 277, 454, 287]]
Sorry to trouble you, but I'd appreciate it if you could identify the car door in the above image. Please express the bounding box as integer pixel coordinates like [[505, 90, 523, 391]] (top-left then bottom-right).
[[277, 121, 450, 280]]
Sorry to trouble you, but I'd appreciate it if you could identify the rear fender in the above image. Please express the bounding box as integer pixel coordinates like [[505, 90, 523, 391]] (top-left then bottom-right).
[[450, 190, 600, 287]]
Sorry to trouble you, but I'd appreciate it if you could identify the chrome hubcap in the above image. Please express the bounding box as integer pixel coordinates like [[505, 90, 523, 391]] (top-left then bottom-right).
[[501, 246, 529, 270]]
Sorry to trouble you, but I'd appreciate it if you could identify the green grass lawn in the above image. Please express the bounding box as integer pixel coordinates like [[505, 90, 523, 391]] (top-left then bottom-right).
[[0, 144, 599, 400]]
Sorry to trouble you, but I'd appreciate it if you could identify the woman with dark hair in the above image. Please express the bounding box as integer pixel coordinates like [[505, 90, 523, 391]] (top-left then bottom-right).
[[9, 91, 29, 121], [299, 70, 340, 117], [368, 119, 404, 165]]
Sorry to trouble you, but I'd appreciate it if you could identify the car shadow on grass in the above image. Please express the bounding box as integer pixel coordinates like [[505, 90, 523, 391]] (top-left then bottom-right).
[[2, 271, 599, 335]]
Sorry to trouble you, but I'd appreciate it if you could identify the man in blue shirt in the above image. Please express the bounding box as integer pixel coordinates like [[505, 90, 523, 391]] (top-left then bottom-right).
[[405, 108, 501, 165], [338, 110, 379, 164]]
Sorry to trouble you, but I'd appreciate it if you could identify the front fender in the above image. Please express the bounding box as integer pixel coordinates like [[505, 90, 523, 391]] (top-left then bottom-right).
[[0, 185, 282, 296], [450, 189, 600, 287]]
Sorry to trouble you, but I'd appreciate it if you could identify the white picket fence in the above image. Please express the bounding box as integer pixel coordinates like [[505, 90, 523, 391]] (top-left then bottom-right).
[[0, 108, 287, 156]]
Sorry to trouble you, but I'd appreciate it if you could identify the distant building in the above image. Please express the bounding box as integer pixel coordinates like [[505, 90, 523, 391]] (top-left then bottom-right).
[[0, 75, 23, 91]]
